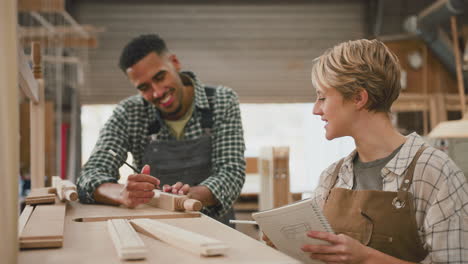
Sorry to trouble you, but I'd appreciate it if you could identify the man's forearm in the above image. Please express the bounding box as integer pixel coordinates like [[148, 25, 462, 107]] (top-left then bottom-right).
[[93, 182, 125, 206], [188, 185, 219, 207]]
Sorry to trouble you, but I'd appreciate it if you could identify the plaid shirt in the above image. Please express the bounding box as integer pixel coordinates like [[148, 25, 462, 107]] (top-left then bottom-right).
[[77, 72, 246, 219], [311, 133, 468, 263]]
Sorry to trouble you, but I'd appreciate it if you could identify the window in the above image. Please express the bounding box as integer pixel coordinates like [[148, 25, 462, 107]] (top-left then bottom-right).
[[81, 103, 355, 191]]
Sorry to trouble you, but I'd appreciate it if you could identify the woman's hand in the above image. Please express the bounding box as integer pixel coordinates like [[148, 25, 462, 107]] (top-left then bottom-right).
[[301, 231, 371, 264], [261, 233, 276, 249]]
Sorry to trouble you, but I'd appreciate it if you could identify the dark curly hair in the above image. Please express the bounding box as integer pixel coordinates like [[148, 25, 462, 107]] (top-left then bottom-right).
[[118, 34, 168, 72]]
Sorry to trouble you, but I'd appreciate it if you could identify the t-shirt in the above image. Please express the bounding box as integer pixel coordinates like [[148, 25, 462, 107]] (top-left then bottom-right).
[[352, 144, 403, 190]]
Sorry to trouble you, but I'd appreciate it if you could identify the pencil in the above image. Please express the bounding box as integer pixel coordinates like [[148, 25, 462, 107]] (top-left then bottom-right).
[[108, 149, 139, 173], [229, 220, 258, 225]]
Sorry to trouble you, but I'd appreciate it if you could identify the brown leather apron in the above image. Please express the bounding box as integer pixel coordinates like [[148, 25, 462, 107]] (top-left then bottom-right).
[[323, 146, 428, 262]]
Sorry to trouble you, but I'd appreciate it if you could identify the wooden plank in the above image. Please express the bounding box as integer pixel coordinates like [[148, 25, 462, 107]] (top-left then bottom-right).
[[107, 219, 146, 260], [20, 35, 99, 48], [18, 205, 34, 235], [18, 46, 39, 102], [451, 16, 466, 116], [25, 187, 56, 205], [71, 203, 201, 223], [1, 2, 19, 262], [75, 211, 201, 223], [18, 0, 65, 12], [30, 42, 46, 189], [20, 201, 66, 248], [391, 93, 429, 112], [131, 219, 229, 257], [20, 238, 63, 249], [148, 191, 202, 212]]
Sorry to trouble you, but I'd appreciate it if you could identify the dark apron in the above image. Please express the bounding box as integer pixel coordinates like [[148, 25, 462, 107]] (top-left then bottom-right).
[[322, 146, 428, 262], [141, 87, 235, 227]]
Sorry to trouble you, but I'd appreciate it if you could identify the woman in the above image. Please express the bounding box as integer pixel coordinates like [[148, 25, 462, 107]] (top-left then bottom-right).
[[265, 39, 467, 263]]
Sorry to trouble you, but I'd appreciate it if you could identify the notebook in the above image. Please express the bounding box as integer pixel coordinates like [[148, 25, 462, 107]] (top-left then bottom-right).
[[252, 198, 334, 264]]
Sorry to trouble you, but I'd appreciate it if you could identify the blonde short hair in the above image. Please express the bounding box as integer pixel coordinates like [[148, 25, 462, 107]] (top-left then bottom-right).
[[311, 39, 401, 113]]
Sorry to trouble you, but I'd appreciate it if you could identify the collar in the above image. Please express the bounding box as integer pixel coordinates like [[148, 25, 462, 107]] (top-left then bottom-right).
[[384, 132, 427, 177], [340, 132, 427, 179]]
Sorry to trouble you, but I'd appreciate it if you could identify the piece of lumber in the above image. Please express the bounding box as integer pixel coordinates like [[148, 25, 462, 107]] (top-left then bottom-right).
[[130, 218, 229, 256], [450, 16, 466, 116], [29, 42, 46, 189], [25, 187, 56, 205], [74, 211, 201, 222], [19, 200, 66, 249], [107, 219, 147, 260], [148, 191, 202, 212], [18, 0, 65, 12], [70, 201, 202, 223], [259, 146, 291, 211], [18, 45, 38, 102], [52, 176, 78, 202], [18, 205, 34, 235]]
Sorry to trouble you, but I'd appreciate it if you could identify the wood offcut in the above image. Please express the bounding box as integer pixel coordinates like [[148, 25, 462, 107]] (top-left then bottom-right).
[[130, 218, 229, 257]]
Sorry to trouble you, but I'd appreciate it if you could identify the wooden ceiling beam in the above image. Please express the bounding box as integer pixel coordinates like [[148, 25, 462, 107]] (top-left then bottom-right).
[[18, 0, 65, 12]]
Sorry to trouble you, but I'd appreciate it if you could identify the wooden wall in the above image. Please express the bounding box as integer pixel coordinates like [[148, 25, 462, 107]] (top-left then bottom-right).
[[71, 0, 366, 104]]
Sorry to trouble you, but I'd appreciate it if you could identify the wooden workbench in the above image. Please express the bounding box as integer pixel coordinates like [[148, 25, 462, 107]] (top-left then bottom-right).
[[18, 202, 300, 263]]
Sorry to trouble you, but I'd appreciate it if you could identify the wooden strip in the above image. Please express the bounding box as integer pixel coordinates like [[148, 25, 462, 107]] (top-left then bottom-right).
[[25, 196, 55, 205], [29, 42, 46, 189], [19, 238, 62, 249], [25, 187, 56, 205], [130, 219, 229, 256], [18, 47, 39, 102], [450, 16, 466, 116], [18, 0, 65, 12], [107, 219, 146, 260], [20, 202, 66, 248], [18, 205, 34, 235], [74, 211, 201, 222]]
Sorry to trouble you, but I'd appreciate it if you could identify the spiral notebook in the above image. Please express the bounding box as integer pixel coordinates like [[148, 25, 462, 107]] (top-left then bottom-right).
[[252, 198, 334, 264]]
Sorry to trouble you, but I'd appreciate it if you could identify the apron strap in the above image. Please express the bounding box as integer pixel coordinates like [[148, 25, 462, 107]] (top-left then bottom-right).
[[394, 145, 428, 209], [327, 158, 345, 198], [199, 86, 216, 135]]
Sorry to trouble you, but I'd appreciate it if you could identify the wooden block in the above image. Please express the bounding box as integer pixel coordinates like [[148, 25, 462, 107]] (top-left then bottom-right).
[[18, 205, 34, 235], [52, 176, 78, 202], [25, 187, 56, 205], [107, 219, 147, 260], [148, 191, 202, 212], [130, 219, 229, 256], [19, 201, 66, 249]]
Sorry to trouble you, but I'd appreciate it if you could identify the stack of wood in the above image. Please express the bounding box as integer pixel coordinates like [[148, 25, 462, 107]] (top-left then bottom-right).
[[19, 178, 78, 249], [24, 187, 56, 205]]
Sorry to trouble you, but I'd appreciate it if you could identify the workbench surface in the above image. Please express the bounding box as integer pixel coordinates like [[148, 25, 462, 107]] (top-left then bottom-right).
[[19, 202, 300, 263]]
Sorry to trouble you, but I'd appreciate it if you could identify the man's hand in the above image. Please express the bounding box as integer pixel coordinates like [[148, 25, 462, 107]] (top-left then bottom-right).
[[120, 165, 160, 208], [162, 181, 190, 195], [162, 183, 218, 207]]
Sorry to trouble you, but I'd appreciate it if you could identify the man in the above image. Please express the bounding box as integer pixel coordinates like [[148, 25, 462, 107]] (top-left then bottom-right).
[[77, 34, 246, 225]]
